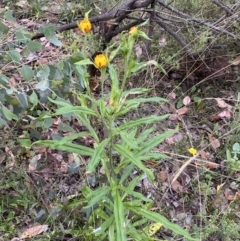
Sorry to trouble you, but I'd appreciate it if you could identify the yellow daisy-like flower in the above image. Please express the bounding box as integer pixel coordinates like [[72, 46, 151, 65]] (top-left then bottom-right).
[[94, 54, 108, 69], [129, 26, 138, 36], [78, 19, 92, 34], [188, 147, 197, 156]]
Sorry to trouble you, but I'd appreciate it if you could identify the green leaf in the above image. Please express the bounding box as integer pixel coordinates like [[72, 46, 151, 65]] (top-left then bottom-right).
[[83, 186, 111, 209], [119, 185, 151, 202], [21, 65, 34, 81], [136, 128, 178, 157], [141, 152, 170, 160], [127, 222, 147, 241], [55, 106, 97, 116], [29, 91, 38, 108], [119, 131, 140, 150], [112, 188, 127, 241], [119, 114, 169, 130], [34, 140, 93, 156], [35, 80, 49, 91], [58, 132, 90, 145], [114, 144, 154, 182], [0, 116, 8, 126], [0, 21, 9, 34], [5, 10, 16, 22], [8, 50, 21, 64], [126, 206, 198, 241], [1, 105, 18, 121], [37, 65, 50, 81], [18, 138, 31, 147], [15, 30, 31, 44], [95, 216, 115, 236], [131, 60, 167, 74], [75, 59, 94, 65], [39, 25, 61, 47], [27, 41, 42, 51], [18, 92, 28, 109], [0, 74, 9, 84], [109, 43, 122, 62], [126, 97, 168, 105], [119, 163, 135, 185], [135, 127, 154, 144], [87, 138, 110, 173]]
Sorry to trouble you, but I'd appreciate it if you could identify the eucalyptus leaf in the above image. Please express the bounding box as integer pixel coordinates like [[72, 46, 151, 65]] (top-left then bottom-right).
[[0, 74, 9, 84], [27, 41, 42, 52], [0, 21, 9, 34], [21, 65, 34, 81], [1, 105, 18, 121], [18, 92, 28, 109], [8, 50, 20, 64], [35, 80, 49, 91]]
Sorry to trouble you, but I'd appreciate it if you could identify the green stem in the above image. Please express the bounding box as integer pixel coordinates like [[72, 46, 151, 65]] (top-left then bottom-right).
[[108, 117, 117, 181], [83, 35, 87, 56], [100, 68, 107, 97]]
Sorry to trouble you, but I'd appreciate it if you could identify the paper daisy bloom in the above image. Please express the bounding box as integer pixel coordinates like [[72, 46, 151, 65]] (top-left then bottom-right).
[[94, 53, 108, 69], [78, 19, 92, 34], [188, 147, 197, 156], [129, 26, 138, 36]]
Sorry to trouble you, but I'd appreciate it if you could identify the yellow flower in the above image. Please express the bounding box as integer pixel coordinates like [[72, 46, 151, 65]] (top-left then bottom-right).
[[188, 147, 197, 156], [129, 26, 138, 36], [78, 19, 92, 34], [94, 54, 108, 69]]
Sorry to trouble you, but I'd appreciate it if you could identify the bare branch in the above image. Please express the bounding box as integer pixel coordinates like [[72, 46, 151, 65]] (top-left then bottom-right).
[[157, 0, 240, 39], [32, 0, 154, 41], [212, 0, 234, 15]]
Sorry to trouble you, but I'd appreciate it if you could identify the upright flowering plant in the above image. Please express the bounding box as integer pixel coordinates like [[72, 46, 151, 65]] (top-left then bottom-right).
[[35, 18, 197, 241]]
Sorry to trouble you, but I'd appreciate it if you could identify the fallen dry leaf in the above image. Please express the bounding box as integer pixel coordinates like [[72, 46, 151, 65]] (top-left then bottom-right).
[[134, 44, 142, 58], [207, 133, 220, 150], [200, 150, 208, 159], [176, 106, 188, 116], [20, 225, 48, 239], [169, 92, 177, 99], [158, 170, 167, 182], [171, 180, 183, 192], [215, 98, 232, 109], [205, 161, 219, 169], [159, 36, 167, 47], [183, 96, 191, 106], [209, 113, 221, 122], [230, 55, 240, 65], [218, 110, 231, 119], [169, 113, 178, 120]]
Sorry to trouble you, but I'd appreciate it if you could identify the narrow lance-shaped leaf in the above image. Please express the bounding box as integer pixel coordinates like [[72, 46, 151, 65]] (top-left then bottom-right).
[[119, 114, 169, 130], [55, 106, 97, 116], [112, 187, 127, 241], [87, 138, 110, 173], [83, 186, 111, 209], [114, 144, 154, 182], [34, 140, 93, 156], [136, 128, 178, 157], [126, 206, 198, 241]]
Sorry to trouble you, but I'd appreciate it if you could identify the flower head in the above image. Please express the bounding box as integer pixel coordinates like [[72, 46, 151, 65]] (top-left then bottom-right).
[[188, 147, 197, 156], [94, 53, 108, 69], [129, 26, 138, 36], [78, 19, 92, 34]]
